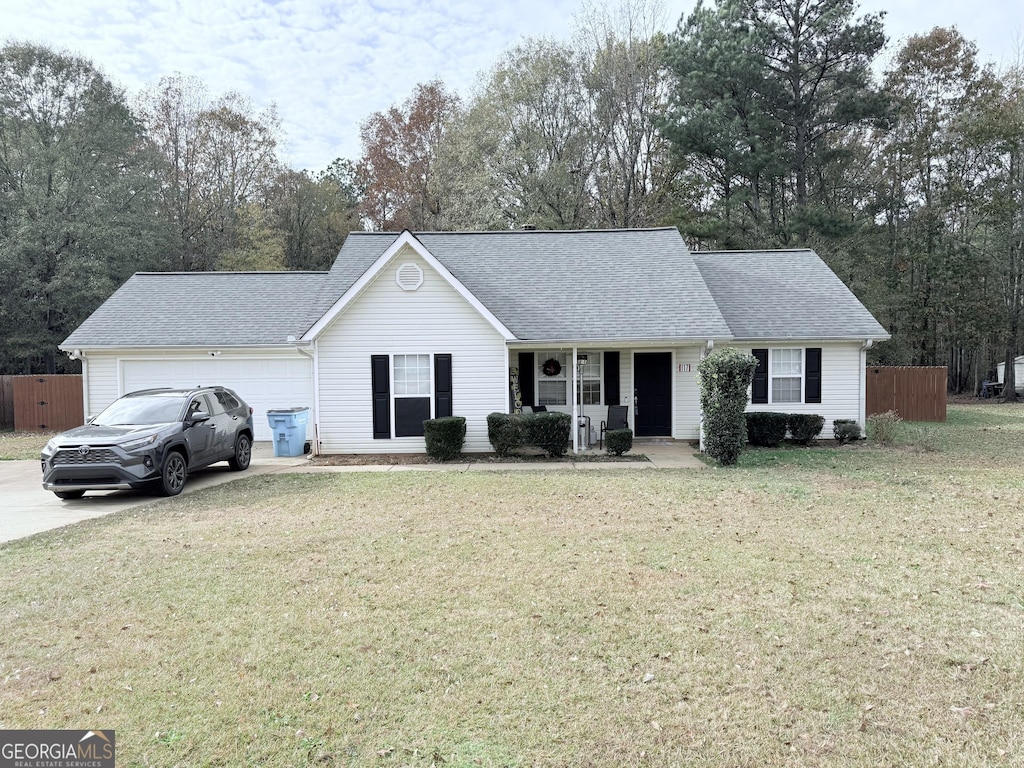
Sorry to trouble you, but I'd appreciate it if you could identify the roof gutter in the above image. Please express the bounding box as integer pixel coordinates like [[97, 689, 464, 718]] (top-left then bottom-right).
[[506, 336, 733, 348], [57, 342, 314, 352]]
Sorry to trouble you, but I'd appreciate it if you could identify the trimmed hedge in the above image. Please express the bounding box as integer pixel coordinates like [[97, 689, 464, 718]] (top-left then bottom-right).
[[423, 416, 466, 461], [604, 428, 633, 456], [746, 411, 788, 447], [698, 348, 759, 465], [486, 411, 571, 457], [833, 418, 861, 444], [522, 411, 572, 457], [787, 414, 825, 445], [487, 412, 524, 456]]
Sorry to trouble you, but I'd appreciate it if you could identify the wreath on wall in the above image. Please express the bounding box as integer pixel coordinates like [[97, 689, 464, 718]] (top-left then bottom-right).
[[542, 358, 562, 377]]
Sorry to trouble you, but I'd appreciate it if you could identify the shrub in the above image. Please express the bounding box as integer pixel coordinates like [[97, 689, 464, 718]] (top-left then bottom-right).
[[423, 416, 466, 461], [486, 412, 524, 457], [746, 411, 789, 447], [867, 410, 901, 446], [698, 348, 759, 465], [833, 419, 861, 444], [522, 411, 572, 457], [604, 428, 633, 456], [787, 414, 825, 445]]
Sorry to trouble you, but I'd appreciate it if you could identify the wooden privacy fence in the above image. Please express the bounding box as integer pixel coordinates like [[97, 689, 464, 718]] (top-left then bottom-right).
[[866, 366, 947, 422], [4, 375, 84, 432]]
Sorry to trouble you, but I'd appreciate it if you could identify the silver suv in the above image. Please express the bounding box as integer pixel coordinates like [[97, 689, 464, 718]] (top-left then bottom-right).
[[41, 387, 255, 499]]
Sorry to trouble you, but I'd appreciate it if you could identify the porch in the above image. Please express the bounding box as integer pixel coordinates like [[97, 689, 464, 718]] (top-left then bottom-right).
[[509, 345, 707, 451]]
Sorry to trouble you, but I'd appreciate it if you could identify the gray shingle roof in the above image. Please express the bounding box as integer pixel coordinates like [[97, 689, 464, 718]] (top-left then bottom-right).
[[323, 228, 733, 341], [62, 232, 888, 349], [62, 271, 328, 348], [692, 249, 889, 340]]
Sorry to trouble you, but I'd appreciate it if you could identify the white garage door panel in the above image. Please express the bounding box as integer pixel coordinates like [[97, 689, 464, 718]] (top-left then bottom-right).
[[122, 358, 313, 442]]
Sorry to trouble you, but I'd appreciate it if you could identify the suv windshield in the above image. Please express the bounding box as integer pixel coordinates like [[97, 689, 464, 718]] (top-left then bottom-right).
[[94, 394, 186, 426]]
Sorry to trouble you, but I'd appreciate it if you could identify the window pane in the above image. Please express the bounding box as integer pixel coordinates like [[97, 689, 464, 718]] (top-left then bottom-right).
[[538, 380, 566, 405], [538, 352, 568, 379], [772, 348, 802, 376], [772, 377, 801, 403], [394, 354, 430, 396], [581, 379, 601, 405]]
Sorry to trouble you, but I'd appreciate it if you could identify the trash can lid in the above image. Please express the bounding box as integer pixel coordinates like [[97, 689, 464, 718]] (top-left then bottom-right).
[[266, 407, 309, 414]]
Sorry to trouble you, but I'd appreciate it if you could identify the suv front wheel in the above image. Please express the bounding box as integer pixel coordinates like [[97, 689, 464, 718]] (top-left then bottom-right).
[[229, 433, 252, 471], [159, 451, 188, 496]]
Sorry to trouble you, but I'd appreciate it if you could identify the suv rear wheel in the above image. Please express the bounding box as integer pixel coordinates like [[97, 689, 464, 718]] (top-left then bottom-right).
[[159, 451, 188, 496]]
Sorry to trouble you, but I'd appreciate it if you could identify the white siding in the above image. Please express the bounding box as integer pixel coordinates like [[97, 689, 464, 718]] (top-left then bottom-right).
[[316, 251, 508, 453], [673, 347, 703, 439], [743, 342, 864, 426], [82, 353, 119, 418]]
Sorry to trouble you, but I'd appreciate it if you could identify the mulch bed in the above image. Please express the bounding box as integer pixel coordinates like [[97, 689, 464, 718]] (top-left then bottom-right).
[[308, 450, 645, 466]]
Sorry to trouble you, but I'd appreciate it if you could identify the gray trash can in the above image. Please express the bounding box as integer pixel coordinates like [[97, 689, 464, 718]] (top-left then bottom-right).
[[266, 408, 310, 457]]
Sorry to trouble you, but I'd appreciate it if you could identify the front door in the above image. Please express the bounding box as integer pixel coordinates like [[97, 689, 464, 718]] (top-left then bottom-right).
[[634, 352, 672, 436]]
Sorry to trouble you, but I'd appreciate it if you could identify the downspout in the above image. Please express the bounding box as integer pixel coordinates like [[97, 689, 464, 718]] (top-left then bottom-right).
[[699, 340, 714, 453], [859, 339, 873, 431], [293, 340, 319, 456], [68, 349, 88, 423]]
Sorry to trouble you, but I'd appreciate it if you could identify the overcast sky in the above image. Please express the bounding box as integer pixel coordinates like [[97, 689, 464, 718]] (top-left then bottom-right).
[[3, 0, 1020, 173]]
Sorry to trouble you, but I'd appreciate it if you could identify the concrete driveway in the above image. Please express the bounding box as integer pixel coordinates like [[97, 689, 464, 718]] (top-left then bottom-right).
[[0, 444, 306, 545]]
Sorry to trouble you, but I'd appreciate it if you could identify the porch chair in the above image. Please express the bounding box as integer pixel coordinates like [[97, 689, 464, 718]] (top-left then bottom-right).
[[529, 405, 547, 412], [599, 405, 629, 450]]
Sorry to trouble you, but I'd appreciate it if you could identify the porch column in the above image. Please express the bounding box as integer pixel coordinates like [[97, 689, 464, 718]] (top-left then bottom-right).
[[571, 345, 579, 453]]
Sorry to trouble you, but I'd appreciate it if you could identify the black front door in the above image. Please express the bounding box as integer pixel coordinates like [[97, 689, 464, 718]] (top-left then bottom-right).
[[634, 352, 672, 436]]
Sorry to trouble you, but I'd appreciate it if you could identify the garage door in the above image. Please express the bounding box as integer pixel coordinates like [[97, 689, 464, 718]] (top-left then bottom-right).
[[122, 357, 313, 442]]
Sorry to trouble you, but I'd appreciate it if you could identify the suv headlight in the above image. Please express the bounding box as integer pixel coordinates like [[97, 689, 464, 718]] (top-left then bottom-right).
[[121, 434, 159, 452], [43, 438, 59, 455]]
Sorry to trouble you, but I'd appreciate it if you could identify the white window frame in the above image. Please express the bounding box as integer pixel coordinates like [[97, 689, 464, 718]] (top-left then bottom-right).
[[393, 354, 432, 399], [769, 348, 804, 404], [577, 351, 602, 406], [537, 352, 569, 406]]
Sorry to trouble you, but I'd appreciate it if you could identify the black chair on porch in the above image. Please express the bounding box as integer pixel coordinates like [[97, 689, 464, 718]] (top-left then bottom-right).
[[599, 405, 629, 450]]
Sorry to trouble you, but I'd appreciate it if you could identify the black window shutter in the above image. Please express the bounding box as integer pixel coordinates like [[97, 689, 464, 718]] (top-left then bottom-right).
[[805, 348, 822, 404], [604, 351, 620, 405], [434, 354, 453, 418], [371, 355, 391, 439], [752, 349, 768, 404], [518, 352, 535, 408]]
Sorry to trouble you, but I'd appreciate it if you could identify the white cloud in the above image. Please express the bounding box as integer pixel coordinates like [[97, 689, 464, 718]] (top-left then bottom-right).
[[2, 0, 1018, 171]]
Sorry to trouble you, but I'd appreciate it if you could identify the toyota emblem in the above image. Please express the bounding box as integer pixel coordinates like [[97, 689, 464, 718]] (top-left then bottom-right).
[[78, 445, 91, 456]]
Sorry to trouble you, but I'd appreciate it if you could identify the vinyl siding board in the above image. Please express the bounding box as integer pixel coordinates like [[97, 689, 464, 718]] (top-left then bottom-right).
[[84, 353, 119, 417], [316, 251, 507, 453], [673, 347, 703, 439]]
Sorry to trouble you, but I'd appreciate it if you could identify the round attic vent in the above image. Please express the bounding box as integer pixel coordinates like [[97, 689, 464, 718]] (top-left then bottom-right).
[[396, 262, 424, 291]]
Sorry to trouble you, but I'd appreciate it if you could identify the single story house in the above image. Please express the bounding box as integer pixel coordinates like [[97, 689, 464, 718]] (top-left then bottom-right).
[[60, 228, 889, 452]]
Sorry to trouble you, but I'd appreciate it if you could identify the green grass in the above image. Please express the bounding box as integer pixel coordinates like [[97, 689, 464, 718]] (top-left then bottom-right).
[[0, 429, 51, 460], [1, 404, 1023, 766]]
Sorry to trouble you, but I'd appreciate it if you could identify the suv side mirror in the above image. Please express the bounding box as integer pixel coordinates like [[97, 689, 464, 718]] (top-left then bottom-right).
[[188, 410, 211, 424]]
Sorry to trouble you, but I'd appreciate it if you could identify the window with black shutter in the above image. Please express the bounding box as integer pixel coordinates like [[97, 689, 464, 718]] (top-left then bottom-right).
[[371, 353, 453, 438]]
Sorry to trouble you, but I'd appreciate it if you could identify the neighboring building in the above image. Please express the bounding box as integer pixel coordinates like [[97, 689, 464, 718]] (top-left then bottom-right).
[[61, 228, 889, 452]]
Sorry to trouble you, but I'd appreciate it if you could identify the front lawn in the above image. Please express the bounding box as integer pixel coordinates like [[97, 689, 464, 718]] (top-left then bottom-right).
[[1, 404, 1022, 766], [0, 430, 51, 460]]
